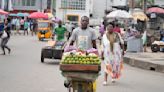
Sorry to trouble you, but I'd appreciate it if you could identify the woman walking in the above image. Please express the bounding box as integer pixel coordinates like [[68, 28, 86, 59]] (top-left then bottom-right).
[[1, 18, 11, 55], [101, 22, 124, 85]]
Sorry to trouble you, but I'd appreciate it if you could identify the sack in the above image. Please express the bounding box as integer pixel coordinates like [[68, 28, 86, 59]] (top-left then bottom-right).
[[1, 31, 7, 38]]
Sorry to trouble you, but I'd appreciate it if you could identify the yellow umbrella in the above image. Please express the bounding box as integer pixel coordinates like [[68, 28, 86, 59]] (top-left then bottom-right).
[[45, 13, 54, 19], [132, 12, 149, 21]]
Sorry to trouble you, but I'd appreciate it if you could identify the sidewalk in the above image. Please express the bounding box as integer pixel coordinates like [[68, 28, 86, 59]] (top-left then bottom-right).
[[124, 50, 164, 73]]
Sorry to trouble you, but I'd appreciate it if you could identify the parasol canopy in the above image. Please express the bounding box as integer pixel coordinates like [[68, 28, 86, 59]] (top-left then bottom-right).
[[28, 12, 48, 19], [45, 13, 54, 19], [147, 7, 164, 13], [132, 12, 149, 21], [9, 13, 17, 17], [106, 10, 132, 19], [17, 13, 29, 17], [0, 9, 9, 15]]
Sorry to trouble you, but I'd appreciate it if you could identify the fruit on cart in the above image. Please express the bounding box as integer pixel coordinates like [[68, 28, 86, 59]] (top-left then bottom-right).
[[61, 52, 101, 65]]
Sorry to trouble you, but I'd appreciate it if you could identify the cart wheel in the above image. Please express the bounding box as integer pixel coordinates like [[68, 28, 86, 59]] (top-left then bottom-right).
[[41, 52, 44, 63], [41, 57, 44, 63], [151, 44, 160, 52]]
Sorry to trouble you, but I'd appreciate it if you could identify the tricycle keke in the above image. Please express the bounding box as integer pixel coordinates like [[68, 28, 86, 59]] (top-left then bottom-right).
[[37, 20, 53, 41]]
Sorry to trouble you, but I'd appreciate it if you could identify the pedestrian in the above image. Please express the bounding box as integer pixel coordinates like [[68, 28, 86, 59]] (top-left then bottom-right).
[[69, 16, 97, 50], [124, 27, 135, 51], [113, 24, 121, 34], [65, 21, 73, 40], [101, 22, 124, 85], [32, 19, 37, 36], [15, 17, 21, 35], [20, 17, 24, 30], [53, 20, 67, 41], [0, 18, 11, 55], [68, 16, 97, 90], [98, 22, 105, 45], [24, 20, 29, 35], [11, 17, 16, 31]]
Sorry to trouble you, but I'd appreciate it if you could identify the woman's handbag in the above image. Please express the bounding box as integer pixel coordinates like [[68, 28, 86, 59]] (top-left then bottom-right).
[[1, 31, 7, 38]]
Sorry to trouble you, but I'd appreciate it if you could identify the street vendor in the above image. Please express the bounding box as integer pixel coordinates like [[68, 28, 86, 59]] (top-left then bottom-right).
[[69, 16, 97, 50], [53, 20, 67, 41]]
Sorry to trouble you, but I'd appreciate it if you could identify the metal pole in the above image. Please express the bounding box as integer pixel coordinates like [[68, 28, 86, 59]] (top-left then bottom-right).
[[132, 0, 134, 13], [143, 0, 147, 13], [40, 0, 43, 12], [5, 0, 9, 11], [106, 0, 107, 10]]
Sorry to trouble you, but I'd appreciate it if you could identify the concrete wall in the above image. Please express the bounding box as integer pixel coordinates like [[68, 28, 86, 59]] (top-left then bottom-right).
[[92, 0, 106, 18], [155, 0, 164, 6], [92, 0, 128, 18], [113, 0, 127, 6]]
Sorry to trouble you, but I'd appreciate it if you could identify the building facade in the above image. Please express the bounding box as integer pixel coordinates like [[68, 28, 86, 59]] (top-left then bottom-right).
[[0, 0, 54, 13], [92, 0, 128, 18], [55, 0, 93, 24], [11, 0, 47, 13], [0, 0, 13, 11]]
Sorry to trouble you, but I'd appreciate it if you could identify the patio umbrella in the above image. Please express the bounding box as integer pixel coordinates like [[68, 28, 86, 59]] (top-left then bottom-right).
[[28, 12, 48, 19], [9, 13, 17, 17], [45, 13, 54, 19], [106, 10, 132, 19], [17, 13, 29, 17], [0, 9, 9, 15], [147, 7, 164, 13], [132, 12, 149, 21]]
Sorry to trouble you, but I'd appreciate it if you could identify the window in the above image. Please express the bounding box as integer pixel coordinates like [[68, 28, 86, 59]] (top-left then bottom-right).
[[61, 0, 86, 10], [0, 0, 2, 8], [21, 0, 36, 6], [22, 0, 26, 6], [67, 15, 79, 22], [13, 0, 21, 6], [38, 22, 48, 28]]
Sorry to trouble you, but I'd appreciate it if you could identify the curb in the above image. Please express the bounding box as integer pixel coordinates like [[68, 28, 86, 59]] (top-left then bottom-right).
[[123, 57, 164, 73]]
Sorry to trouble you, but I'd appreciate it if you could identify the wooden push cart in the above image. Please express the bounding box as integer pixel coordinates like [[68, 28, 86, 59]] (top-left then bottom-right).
[[41, 41, 66, 63], [60, 64, 101, 92]]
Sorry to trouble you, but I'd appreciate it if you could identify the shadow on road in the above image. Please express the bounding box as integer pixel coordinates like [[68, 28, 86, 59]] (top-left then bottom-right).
[[42, 60, 60, 65]]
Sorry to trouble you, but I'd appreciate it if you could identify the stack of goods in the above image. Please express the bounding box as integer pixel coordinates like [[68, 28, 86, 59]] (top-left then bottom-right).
[[60, 46, 101, 73], [54, 41, 65, 49], [45, 41, 65, 49], [61, 52, 100, 65]]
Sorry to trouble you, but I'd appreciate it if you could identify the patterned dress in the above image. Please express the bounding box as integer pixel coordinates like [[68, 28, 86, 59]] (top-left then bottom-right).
[[102, 32, 123, 79]]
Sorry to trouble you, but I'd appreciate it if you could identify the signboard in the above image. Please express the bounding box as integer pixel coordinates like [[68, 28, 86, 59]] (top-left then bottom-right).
[[150, 13, 156, 18]]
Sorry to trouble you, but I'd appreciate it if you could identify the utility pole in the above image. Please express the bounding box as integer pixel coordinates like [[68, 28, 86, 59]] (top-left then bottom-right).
[[129, 0, 134, 14], [106, 0, 107, 11], [132, 0, 134, 13], [40, 0, 43, 12], [143, 0, 147, 13]]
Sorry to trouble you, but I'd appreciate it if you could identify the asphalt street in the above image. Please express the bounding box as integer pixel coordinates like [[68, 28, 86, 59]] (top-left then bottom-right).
[[0, 35, 164, 92]]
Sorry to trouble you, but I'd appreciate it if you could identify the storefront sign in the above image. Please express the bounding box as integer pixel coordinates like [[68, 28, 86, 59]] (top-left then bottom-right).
[[150, 13, 156, 18]]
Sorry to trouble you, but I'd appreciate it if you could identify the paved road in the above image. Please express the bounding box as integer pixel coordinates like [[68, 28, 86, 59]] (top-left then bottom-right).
[[0, 35, 164, 92]]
